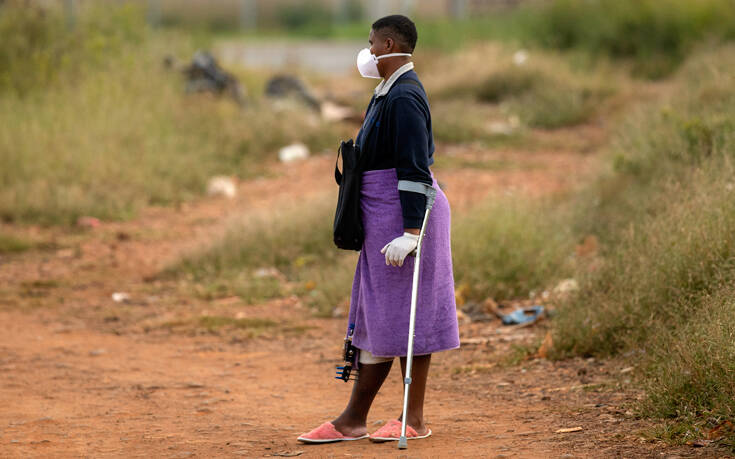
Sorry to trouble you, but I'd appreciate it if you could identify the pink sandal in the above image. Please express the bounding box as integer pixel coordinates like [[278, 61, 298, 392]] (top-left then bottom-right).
[[369, 419, 432, 442], [297, 421, 369, 444]]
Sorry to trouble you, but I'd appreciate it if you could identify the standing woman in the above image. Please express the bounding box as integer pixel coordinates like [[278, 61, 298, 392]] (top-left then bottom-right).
[[298, 15, 460, 444]]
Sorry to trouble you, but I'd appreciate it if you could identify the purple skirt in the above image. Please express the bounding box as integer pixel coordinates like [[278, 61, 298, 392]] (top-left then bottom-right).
[[347, 168, 460, 357]]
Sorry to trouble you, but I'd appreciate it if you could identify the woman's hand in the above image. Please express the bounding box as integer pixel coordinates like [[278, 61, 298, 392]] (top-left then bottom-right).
[[380, 232, 419, 267]]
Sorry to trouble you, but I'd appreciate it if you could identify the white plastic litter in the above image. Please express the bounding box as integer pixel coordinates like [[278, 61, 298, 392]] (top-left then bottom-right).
[[320, 101, 355, 122], [206, 176, 237, 198], [554, 278, 579, 294], [111, 292, 131, 303], [278, 143, 309, 163], [513, 50, 529, 66]]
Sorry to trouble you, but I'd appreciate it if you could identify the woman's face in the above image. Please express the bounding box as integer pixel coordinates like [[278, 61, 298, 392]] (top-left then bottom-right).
[[368, 29, 393, 77], [368, 29, 379, 57], [369, 29, 396, 56]]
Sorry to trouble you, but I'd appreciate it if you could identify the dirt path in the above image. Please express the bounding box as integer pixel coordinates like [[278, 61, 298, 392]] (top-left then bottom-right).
[[0, 147, 720, 458]]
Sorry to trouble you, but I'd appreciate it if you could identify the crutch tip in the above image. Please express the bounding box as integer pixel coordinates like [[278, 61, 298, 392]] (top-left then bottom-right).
[[397, 437, 408, 449]]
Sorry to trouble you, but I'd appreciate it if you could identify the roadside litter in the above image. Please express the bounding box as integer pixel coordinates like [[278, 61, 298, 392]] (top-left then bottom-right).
[[501, 305, 545, 326], [167, 52, 359, 122], [278, 143, 309, 163], [206, 176, 237, 198], [174, 51, 247, 106], [460, 298, 546, 327], [111, 292, 130, 303], [265, 75, 321, 111]]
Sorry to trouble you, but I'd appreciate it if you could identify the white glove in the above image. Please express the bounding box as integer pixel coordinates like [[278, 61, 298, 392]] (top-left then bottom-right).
[[380, 232, 419, 267]]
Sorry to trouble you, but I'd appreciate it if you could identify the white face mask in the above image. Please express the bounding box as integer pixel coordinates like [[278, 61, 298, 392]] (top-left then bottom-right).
[[356, 48, 412, 79]]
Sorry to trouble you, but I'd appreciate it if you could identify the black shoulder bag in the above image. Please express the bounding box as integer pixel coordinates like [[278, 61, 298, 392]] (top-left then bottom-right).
[[333, 78, 422, 251], [333, 138, 365, 250]]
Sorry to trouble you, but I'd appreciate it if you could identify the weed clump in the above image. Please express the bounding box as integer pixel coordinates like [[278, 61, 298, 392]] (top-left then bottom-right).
[[452, 198, 574, 302], [0, 1, 145, 95], [433, 49, 616, 132], [0, 233, 33, 254], [170, 195, 357, 316], [0, 3, 347, 225], [525, 0, 735, 78], [554, 46, 735, 447]]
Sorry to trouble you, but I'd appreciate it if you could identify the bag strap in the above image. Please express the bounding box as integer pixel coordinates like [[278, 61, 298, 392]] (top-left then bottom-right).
[[335, 141, 349, 185], [335, 144, 342, 185]]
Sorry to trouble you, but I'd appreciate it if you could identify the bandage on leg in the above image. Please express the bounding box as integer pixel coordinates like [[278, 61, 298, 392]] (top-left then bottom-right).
[[358, 348, 393, 365]]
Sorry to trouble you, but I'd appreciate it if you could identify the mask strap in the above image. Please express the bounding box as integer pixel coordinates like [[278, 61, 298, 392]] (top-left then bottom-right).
[[376, 53, 412, 60]]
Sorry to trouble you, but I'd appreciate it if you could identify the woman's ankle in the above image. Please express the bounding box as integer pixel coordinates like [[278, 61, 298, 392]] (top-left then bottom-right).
[[331, 415, 367, 436], [397, 414, 426, 432]]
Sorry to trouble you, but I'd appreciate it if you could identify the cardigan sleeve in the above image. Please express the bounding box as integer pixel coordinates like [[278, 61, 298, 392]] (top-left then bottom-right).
[[389, 95, 432, 228]]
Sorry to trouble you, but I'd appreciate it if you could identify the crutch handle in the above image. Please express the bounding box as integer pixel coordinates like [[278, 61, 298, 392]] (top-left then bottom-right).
[[405, 185, 437, 258]]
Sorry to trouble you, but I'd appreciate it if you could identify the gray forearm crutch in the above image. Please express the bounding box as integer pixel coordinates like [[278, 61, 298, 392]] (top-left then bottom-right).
[[396, 180, 438, 450]]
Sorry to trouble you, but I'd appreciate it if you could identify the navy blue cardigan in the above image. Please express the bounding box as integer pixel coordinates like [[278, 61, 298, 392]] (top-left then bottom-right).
[[355, 70, 434, 229]]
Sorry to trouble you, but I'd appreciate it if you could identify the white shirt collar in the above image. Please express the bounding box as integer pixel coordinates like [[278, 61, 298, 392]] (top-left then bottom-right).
[[374, 62, 415, 98]]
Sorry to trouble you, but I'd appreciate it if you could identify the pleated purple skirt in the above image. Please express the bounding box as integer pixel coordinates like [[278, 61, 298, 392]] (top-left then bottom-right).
[[347, 168, 460, 358]]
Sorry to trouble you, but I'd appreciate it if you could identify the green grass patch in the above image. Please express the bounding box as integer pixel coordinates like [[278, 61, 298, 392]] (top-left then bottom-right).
[[553, 45, 735, 449], [430, 100, 526, 145], [432, 50, 617, 131], [197, 315, 276, 332], [219, 0, 735, 78], [432, 155, 517, 172], [0, 4, 348, 225], [0, 1, 146, 94], [0, 233, 33, 253], [640, 285, 735, 447], [452, 198, 574, 302], [168, 194, 357, 316], [501, 341, 541, 367], [20, 280, 60, 289], [174, 0, 735, 81], [522, 0, 735, 79], [512, 75, 613, 129], [161, 315, 278, 337], [476, 67, 543, 103]]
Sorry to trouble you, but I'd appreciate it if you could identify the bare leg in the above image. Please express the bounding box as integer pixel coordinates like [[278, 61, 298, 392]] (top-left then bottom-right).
[[331, 360, 393, 437], [397, 353, 431, 435]]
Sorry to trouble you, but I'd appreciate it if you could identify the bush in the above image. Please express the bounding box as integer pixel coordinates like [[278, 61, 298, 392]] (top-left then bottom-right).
[[170, 195, 358, 316], [0, 1, 145, 94], [451, 198, 574, 302], [446, 61, 614, 129], [553, 46, 735, 447], [641, 285, 735, 447], [0, 233, 32, 254], [525, 0, 735, 78], [0, 58, 344, 225], [301, 0, 735, 77], [555, 166, 735, 356], [0, 4, 347, 225], [477, 67, 542, 103], [275, 3, 333, 36], [570, 47, 735, 243]]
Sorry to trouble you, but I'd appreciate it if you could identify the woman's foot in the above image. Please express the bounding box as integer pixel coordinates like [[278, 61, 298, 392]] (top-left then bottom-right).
[[331, 416, 368, 438], [369, 419, 432, 442], [297, 421, 368, 444], [397, 414, 429, 436]]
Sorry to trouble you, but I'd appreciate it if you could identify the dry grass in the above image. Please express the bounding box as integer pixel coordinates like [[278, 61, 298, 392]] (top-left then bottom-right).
[[0, 4, 349, 225], [553, 45, 735, 448]]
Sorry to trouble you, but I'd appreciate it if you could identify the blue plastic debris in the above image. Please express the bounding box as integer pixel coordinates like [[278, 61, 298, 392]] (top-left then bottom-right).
[[501, 305, 544, 325]]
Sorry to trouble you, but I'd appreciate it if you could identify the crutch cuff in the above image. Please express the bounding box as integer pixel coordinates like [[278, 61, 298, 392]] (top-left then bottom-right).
[[397, 180, 437, 209]]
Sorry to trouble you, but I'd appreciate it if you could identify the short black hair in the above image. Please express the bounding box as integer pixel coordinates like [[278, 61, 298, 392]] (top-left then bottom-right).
[[372, 15, 417, 53]]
